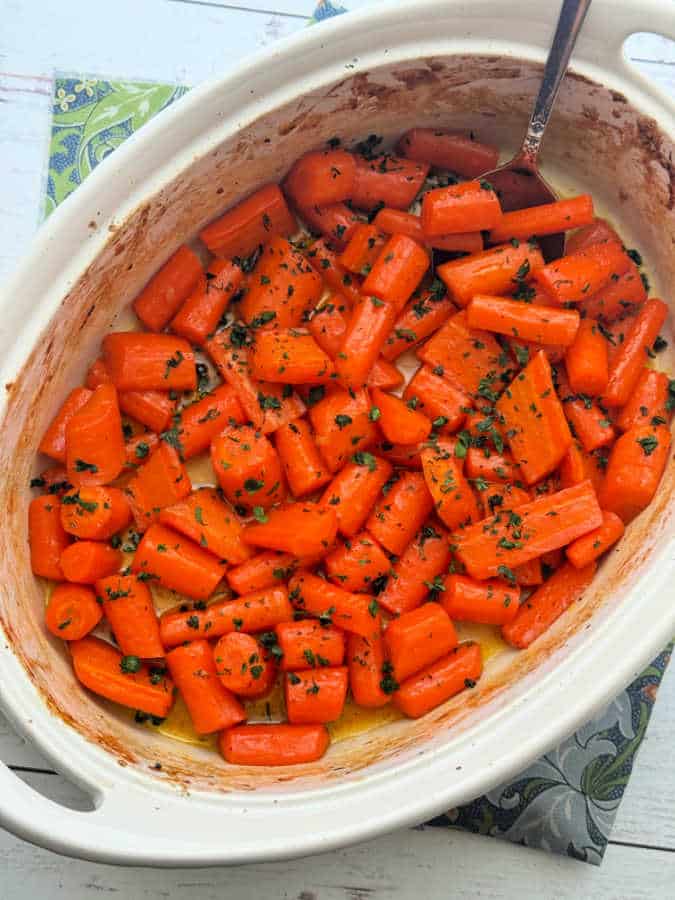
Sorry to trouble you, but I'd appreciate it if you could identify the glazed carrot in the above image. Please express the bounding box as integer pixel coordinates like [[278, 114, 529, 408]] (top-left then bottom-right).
[[422, 180, 502, 237], [126, 442, 192, 529], [60, 486, 131, 541], [437, 241, 544, 308], [160, 587, 292, 647], [465, 447, 521, 484], [397, 128, 499, 178], [559, 441, 604, 493], [284, 149, 357, 208], [421, 440, 480, 530], [297, 201, 361, 248], [394, 642, 483, 719], [467, 294, 580, 346], [65, 384, 126, 487], [321, 454, 393, 537], [334, 295, 398, 389], [350, 153, 429, 212], [243, 502, 337, 558], [533, 240, 631, 305], [308, 387, 378, 472], [166, 640, 245, 734], [442, 574, 519, 625], [133, 245, 203, 332], [275, 620, 345, 671], [558, 373, 616, 454], [213, 632, 276, 698], [159, 488, 251, 565], [347, 632, 390, 708], [566, 218, 620, 255], [325, 532, 390, 592], [362, 234, 429, 309], [132, 523, 225, 600], [479, 482, 532, 518], [220, 723, 329, 766], [71, 636, 174, 718], [505, 336, 567, 368], [211, 424, 284, 510], [513, 557, 544, 586], [338, 223, 387, 275], [402, 366, 468, 435], [368, 357, 405, 391], [274, 419, 331, 498], [378, 524, 451, 616], [565, 510, 625, 569], [174, 384, 245, 460], [376, 440, 425, 469], [598, 424, 671, 522], [29, 495, 70, 579], [85, 357, 176, 435], [373, 207, 483, 254], [125, 433, 160, 467], [617, 369, 671, 431], [98, 574, 163, 659], [39, 387, 92, 462], [565, 318, 609, 395], [496, 350, 572, 484], [284, 666, 349, 724], [382, 288, 456, 361], [199, 183, 296, 258], [227, 551, 298, 595], [308, 297, 350, 356], [60, 542, 121, 584], [581, 259, 647, 322], [305, 239, 363, 307], [488, 195, 594, 243], [452, 480, 603, 580], [372, 387, 432, 445], [289, 572, 381, 638], [366, 469, 435, 555], [502, 561, 596, 649], [33, 465, 73, 496], [384, 603, 457, 684], [602, 299, 669, 406], [45, 583, 102, 641], [249, 329, 335, 384], [103, 333, 197, 392], [170, 259, 243, 345]]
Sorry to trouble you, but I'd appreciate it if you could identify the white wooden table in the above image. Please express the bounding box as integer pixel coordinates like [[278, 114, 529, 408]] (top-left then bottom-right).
[[1, 2, 674, 896]]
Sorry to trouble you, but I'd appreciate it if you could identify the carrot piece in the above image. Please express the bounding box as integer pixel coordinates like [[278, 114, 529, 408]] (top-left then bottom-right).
[[366, 469, 435, 556], [160, 587, 292, 648], [65, 384, 126, 487], [368, 357, 405, 391], [334, 295, 399, 389], [598, 424, 671, 522], [284, 149, 357, 208], [452, 480, 603, 580], [273, 418, 331, 498], [488, 195, 594, 244], [565, 510, 625, 569], [376, 440, 425, 469], [39, 387, 93, 463], [581, 259, 647, 322], [558, 373, 616, 454], [617, 369, 671, 431], [378, 524, 451, 616], [297, 202, 361, 248], [338, 223, 387, 275], [402, 367, 468, 436], [210, 424, 284, 510], [373, 207, 483, 254], [502, 561, 596, 648], [325, 532, 389, 592], [602, 299, 669, 406], [382, 288, 456, 361], [465, 447, 521, 484], [159, 488, 252, 565], [384, 603, 457, 683], [533, 240, 631, 305], [565, 318, 610, 395], [227, 551, 298, 595], [103, 333, 196, 393], [394, 642, 483, 719], [284, 667, 348, 724], [321, 454, 393, 537], [213, 632, 276, 698], [244, 502, 337, 558], [132, 523, 225, 600], [220, 723, 329, 765], [437, 241, 544, 308], [420, 440, 480, 530], [33, 465, 73, 497], [350, 153, 429, 211], [422, 180, 502, 237], [29, 495, 70, 580], [479, 481, 532, 518], [467, 294, 580, 347], [126, 443, 192, 530], [98, 574, 163, 658], [308, 297, 351, 356], [133, 245, 203, 332], [85, 357, 176, 435], [60, 542, 121, 584], [559, 441, 604, 492], [513, 557, 544, 586], [60, 486, 131, 541], [125, 433, 160, 467], [276, 620, 345, 671], [249, 329, 335, 384], [71, 636, 174, 718], [173, 384, 245, 460], [166, 640, 245, 734], [45, 583, 102, 641], [170, 259, 243, 345], [199, 183, 296, 258], [289, 572, 381, 638], [397, 128, 499, 178], [372, 387, 432, 445], [308, 387, 378, 472], [442, 574, 520, 625], [566, 218, 620, 255], [362, 234, 430, 309], [347, 632, 390, 708], [305, 239, 363, 307]]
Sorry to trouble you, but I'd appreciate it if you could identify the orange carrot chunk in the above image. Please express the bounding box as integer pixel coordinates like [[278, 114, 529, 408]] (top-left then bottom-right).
[[581, 258, 647, 322], [403, 366, 468, 435], [60, 542, 121, 584], [60, 486, 131, 541], [394, 642, 483, 719], [166, 640, 245, 734], [368, 357, 405, 391], [441, 574, 520, 625], [171, 259, 244, 345], [132, 523, 225, 600], [174, 384, 245, 460], [602, 298, 669, 406], [533, 240, 631, 305], [373, 207, 483, 254], [334, 294, 399, 389], [362, 234, 430, 309], [220, 723, 329, 766], [421, 440, 481, 530], [39, 387, 93, 463], [103, 333, 197, 393], [366, 470, 435, 556], [45, 583, 102, 641], [309, 387, 378, 472], [65, 384, 126, 487], [274, 418, 332, 498], [210, 424, 284, 511], [249, 329, 335, 384], [98, 574, 164, 659], [382, 287, 456, 361], [276, 620, 345, 671], [285, 666, 349, 724], [488, 195, 594, 243], [321, 454, 393, 538], [126, 442, 192, 530], [565, 318, 610, 395], [284, 149, 357, 208], [308, 297, 351, 355], [558, 372, 616, 454], [297, 201, 361, 248], [159, 488, 251, 566], [125, 433, 160, 467], [467, 294, 580, 346], [243, 502, 337, 558], [226, 550, 298, 595], [437, 241, 544, 308], [338, 223, 387, 275], [566, 218, 620, 255], [514, 557, 544, 587], [559, 441, 604, 493], [289, 572, 381, 638], [422, 180, 503, 237], [378, 524, 451, 616], [305, 239, 363, 307], [325, 532, 390, 593], [598, 424, 671, 522], [565, 510, 625, 569], [350, 153, 429, 212], [86, 357, 176, 435], [199, 183, 296, 259], [616, 369, 671, 431], [133, 245, 203, 332], [347, 632, 391, 708], [372, 387, 432, 445], [397, 128, 499, 178], [384, 602, 457, 684], [29, 495, 70, 580], [213, 632, 277, 698], [465, 447, 521, 484]]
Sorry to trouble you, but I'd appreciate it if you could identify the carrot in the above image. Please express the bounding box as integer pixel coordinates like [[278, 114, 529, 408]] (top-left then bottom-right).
[[250, 329, 335, 384], [465, 447, 521, 484], [133, 245, 203, 332], [466, 294, 580, 347], [384, 602, 457, 683], [368, 357, 405, 391], [397, 128, 499, 178], [213, 632, 276, 698], [159, 587, 292, 647], [402, 366, 468, 435], [393, 642, 483, 719], [321, 454, 393, 538], [71, 636, 174, 718], [98, 574, 163, 659], [488, 195, 594, 244], [60, 541, 121, 584], [479, 482, 532, 518], [211, 424, 284, 510], [132, 523, 225, 600], [308, 387, 378, 472], [103, 333, 196, 393], [378, 524, 451, 616], [219, 723, 329, 766], [126, 442, 192, 530], [452, 479, 603, 580], [65, 384, 126, 487], [338, 223, 387, 275], [376, 439, 425, 469], [166, 640, 245, 734], [60, 486, 131, 541], [305, 239, 363, 307], [86, 357, 176, 435], [29, 495, 70, 579], [598, 424, 671, 522], [372, 387, 432, 445], [565, 318, 609, 395], [559, 441, 604, 492], [325, 532, 390, 592], [566, 218, 620, 255], [297, 201, 361, 248], [382, 288, 456, 361], [350, 153, 429, 212], [333, 294, 398, 389], [199, 183, 296, 259], [533, 240, 631, 305], [442, 574, 519, 625], [565, 510, 625, 569], [274, 418, 332, 498], [502, 561, 596, 649], [506, 336, 567, 368], [243, 502, 337, 558], [32, 465, 73, 497], [275, 620, 345, 671], [558, 373, 616, 454], [437, 241, 544, 308], [170, 259, 243, 345], [581, 259, 647, 322], [284, 149, 357, 208], [45, 583, 102, 641], [227, 551, 298, 595], [347, 632, 390, 708], [173, 384, 245, 460], [308, 297, 350, 356], [602, 299, 669, 406], [284, 666, 349, 724], [361, 234, 430, 309], [421, 440, 481, 530], [514, 557, 544, 586], [373, 207, 483, 254], [125, 433, 160, 467], [366, 469, 435, 556], [289, 572, 381, 638], [39, 387, 93, 462], [422, 180, 503, 237], [617, 369, 671, 431], [159, 488, 251, 566]]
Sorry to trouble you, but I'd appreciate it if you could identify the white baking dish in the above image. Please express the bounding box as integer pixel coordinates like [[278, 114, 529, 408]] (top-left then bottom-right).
[[0, 0, 673, 866]]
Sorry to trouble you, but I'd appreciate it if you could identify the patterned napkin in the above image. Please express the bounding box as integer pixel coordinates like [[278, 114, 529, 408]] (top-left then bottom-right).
[[42, 1, 672, 866]]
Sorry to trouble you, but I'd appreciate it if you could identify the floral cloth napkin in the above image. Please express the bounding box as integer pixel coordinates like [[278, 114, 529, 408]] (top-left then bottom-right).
[[42, 0, 672, 865]]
